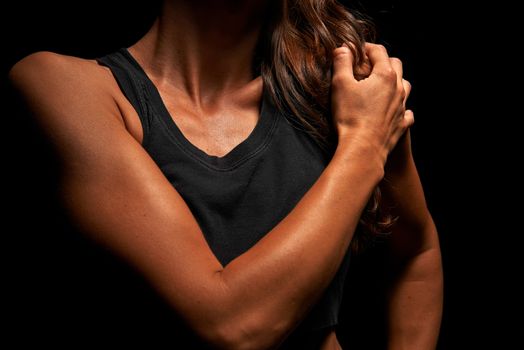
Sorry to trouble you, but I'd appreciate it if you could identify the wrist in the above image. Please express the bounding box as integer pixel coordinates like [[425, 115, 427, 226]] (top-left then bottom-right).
[[335, 131, 387, 179]]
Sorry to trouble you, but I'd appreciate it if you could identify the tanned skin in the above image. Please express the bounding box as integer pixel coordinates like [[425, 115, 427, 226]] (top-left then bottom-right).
[[9, 0, 442, 348]]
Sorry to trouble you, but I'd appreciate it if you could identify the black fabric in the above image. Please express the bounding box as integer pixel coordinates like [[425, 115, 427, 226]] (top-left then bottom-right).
[[96, 48, 352, 348]]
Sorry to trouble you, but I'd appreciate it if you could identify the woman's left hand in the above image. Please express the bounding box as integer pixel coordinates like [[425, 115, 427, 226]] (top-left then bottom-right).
[[353, 49, 414, 168]]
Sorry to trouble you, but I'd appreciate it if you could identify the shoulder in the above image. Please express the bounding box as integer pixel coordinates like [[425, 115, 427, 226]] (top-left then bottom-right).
[[8, 51, 123, 126], [8, 51, 132, 156], [9, 51, 110, 93], [8, 51, 119, 107]]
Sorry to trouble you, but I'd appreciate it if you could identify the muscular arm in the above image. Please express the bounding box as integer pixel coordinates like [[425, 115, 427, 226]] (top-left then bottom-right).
[[9, 45, 407, 350], [382, 130, 444, 349]]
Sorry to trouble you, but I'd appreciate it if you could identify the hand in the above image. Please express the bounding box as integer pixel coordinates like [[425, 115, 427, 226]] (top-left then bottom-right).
[[331, 43, 414, 164]]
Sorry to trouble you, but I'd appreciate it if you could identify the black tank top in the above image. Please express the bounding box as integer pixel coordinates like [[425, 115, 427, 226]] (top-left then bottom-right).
[[96, 49, 352, 348]]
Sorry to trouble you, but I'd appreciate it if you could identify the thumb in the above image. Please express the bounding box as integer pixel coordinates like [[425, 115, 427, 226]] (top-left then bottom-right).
[[332, 43, 356, 82]]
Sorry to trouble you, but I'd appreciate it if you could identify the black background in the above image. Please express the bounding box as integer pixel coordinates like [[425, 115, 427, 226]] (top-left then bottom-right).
[[2, 0, 518, 348]]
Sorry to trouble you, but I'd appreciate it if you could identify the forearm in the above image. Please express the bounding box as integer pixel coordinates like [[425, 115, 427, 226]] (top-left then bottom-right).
[[387, 222, 443, 350], [218, 138, 384, 346], [10, 45, 410, 349]]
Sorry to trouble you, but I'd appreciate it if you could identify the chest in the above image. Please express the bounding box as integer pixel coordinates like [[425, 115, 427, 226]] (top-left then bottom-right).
[[161, 97, 260, 158], [145, 110, 329, 265]]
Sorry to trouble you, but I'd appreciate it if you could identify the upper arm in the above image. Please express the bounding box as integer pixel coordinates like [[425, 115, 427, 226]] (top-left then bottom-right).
[[381, 130, 439, 259], [8, 52, 227, 334]]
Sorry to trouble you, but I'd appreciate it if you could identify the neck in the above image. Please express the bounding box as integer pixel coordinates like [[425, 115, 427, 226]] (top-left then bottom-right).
[[130, 0, 269, 107]]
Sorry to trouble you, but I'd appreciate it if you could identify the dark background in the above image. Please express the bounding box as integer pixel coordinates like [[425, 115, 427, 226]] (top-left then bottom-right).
[[2, 0, 518, 348]]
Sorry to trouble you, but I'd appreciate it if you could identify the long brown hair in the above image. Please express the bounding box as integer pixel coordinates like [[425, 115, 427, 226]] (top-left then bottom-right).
[[255, 0, 396, 250]]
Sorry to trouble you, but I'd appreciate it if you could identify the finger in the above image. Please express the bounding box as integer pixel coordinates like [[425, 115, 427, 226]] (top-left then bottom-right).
[[332, 44, 356, 82], [403, 109, 415, 128], [402, 79, 412, 106], [354, 56, 372, 81], [390, 57, 403, 85], [402, 79, 411, 97], [365, 43, 392, 75]]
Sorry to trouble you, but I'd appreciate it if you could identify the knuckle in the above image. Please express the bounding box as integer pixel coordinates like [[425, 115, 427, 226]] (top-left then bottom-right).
[[376, 44, 388, 54], [366, 43, 389, 56], [405, 111, 415, 126], [404, 82, 412, 96], [379, 67, 397, 82], [331, 73, 351, 88], [333, 46, 351, 58], [343, 42, 357, 51], [390, 57, 402, 66]]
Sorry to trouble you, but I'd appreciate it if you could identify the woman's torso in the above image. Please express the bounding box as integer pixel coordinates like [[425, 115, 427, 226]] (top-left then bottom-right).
[[95, 48, 351, 349]]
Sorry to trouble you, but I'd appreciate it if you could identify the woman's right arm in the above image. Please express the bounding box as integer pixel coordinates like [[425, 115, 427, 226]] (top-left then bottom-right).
[[9, 43, 411, 350]]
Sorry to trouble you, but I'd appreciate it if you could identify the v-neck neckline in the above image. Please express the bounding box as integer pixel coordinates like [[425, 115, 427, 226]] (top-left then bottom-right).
[[120, 48, 279, 171]]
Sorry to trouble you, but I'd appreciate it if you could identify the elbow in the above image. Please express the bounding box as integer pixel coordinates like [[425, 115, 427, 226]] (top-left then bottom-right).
[[197, 311, 290, 350], [185, 273, 292, 349], [200, 324, 257, 350]]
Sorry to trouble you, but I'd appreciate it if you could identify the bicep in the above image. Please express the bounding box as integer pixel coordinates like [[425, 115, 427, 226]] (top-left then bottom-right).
[[9, 54, 226, 330], [61, 127, 225, 311]]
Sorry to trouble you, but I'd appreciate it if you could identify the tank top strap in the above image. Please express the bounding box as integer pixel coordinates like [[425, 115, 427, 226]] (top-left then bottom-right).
[[96, 49, 152, 138]]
